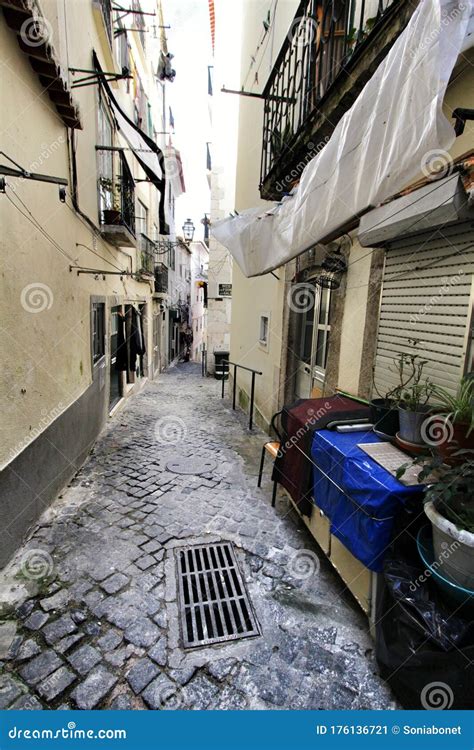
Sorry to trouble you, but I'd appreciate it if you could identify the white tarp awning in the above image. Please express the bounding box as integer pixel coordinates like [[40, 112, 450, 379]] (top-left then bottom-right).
[[211, 0, 473, 278]]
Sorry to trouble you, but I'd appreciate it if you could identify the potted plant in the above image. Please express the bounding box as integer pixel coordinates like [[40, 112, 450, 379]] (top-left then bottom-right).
[[399, 450, 474, 589], [392, 345, 435, 446], [370, 341, 428, 439], [370, 378, 401, 438], [427, 376, 474, 462], [100, 177, 122, 226]]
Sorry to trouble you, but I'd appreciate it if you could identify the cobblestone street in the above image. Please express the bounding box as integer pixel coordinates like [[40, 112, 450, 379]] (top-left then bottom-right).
[[0, 363, 395, 711]]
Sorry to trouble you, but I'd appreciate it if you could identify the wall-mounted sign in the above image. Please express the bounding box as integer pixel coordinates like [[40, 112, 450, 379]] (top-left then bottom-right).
[[218, 283, 232, 297]]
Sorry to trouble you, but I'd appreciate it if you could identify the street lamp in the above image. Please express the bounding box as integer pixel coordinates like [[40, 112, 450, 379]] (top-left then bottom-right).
[[182, 218, 195, 242]]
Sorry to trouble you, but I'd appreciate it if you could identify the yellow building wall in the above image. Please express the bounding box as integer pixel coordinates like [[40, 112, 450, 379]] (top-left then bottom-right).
[[230, 0, 299, 427], [0, 2, 163, 470]]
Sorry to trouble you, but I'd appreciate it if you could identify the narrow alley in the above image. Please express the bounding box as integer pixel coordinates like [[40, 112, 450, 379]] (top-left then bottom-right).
[[0, 364, 394, 711]]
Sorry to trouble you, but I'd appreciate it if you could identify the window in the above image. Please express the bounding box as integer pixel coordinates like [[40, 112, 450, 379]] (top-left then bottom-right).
[[296, 281, 332, 373], [92, 303, 105, 364], [259, 315, 269, 346], [169, 246, 175, 270], [208, 65, 214, 96], [114, 19, 130, 88], [136, 200, 148, 236]]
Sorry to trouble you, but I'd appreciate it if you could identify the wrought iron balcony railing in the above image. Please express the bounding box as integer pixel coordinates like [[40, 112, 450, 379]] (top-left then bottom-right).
[[138, 234, 155, 275], [154, 262, 169, 294], [98, 152, 135, 242], [260, 0, 400, 196]]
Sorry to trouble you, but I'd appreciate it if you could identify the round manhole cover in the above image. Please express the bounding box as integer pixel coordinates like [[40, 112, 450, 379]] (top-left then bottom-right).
[[166, 458, 217, 475]]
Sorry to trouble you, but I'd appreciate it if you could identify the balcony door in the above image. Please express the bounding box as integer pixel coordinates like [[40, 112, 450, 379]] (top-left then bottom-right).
[[98, 100, 114, 215], [295, 280, 332, 400]]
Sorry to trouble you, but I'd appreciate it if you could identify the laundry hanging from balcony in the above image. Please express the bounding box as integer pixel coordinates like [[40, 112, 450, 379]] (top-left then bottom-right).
[[93, 52, 168, 234], [211, 0, 473, 277]]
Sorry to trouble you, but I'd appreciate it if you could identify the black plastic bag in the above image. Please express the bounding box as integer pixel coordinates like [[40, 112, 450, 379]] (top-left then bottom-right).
[[376, 556, 474, 709]]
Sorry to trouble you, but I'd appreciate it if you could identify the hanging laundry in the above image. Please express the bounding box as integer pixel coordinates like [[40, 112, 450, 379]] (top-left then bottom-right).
[[129, 307, 146, 373], [157, 51, 176, 82]]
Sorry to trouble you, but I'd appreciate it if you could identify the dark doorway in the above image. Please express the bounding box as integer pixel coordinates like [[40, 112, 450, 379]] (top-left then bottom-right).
[[109, 306, 122, 409]]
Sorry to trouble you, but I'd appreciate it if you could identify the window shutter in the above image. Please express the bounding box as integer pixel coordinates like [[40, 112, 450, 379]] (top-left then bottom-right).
[[373, 221, 474, 397]]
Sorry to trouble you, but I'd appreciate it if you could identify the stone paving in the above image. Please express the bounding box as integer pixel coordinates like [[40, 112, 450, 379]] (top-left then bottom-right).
[[0, 363, 395, 710]]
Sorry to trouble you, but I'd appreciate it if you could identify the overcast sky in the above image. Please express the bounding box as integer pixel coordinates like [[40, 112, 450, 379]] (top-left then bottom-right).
[[162, 0, 212, 242]]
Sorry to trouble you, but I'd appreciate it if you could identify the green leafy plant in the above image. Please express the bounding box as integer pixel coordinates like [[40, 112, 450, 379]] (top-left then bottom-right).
[[431, 377, 474, 436], [397, 449, 474, 533], [372, 339, 432, 406]]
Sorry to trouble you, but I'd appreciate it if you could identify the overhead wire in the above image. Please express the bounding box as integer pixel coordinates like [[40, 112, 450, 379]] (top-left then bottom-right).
[[241, 0, 278, 91], [5, 190, 76, 263], [6, 186, 129, 274]]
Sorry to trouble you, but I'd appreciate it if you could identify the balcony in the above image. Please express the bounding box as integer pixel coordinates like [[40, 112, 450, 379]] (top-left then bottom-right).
[[154, 262, 169, 294], [260, 0, 412, 200], [98, 157, 136, 247], [138, 234, 155, 278]]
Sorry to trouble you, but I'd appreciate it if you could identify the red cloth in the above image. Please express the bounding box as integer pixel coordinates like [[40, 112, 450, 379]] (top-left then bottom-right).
[[272, 395, 370, 516]]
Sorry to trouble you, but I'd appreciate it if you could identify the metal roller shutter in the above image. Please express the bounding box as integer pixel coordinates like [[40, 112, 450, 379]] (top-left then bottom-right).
[[373, 221, 474, 397]]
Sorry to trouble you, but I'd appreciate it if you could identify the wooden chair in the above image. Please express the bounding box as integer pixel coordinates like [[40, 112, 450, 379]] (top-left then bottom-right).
[[257, 410, 283, 507]]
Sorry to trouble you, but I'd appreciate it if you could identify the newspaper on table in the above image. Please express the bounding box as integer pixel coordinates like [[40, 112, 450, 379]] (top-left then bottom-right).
[[357, 442, 437, 486]]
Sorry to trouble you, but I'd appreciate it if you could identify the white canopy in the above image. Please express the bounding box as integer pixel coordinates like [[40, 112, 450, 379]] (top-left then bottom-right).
[[211, 0, 473, 278]]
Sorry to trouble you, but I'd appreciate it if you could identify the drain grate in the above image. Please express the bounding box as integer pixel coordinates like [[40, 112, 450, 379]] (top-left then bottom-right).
[[176, 541, 260, 648]]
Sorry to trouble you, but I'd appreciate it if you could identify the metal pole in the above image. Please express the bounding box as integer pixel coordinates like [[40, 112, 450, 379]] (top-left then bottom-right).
[[249, 371, 256, 430], [221, 361, 226, 398], [232, 364, 237, 410]]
